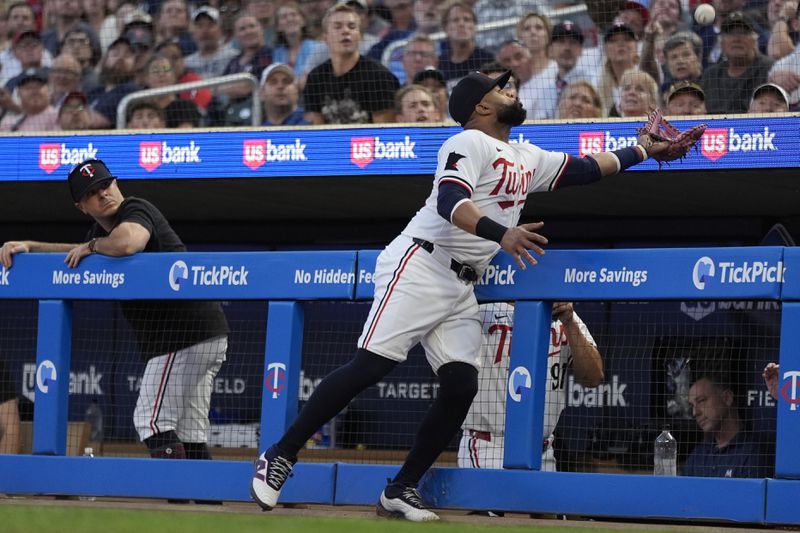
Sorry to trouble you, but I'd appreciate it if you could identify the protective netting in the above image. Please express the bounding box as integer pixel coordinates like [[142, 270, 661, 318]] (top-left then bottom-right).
[[1, 297, 779, 479]]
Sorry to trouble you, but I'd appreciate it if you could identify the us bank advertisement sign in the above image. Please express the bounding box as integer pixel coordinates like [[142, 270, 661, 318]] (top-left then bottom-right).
[[3, 116, 797, 183]]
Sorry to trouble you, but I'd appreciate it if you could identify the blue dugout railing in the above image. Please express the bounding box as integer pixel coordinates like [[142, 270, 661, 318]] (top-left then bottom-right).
[[0, 247, 799, 525]]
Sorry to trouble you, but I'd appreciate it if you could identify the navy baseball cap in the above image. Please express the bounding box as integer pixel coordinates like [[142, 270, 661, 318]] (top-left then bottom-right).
[[68, 159, 116, 201], [604, 22, 637, 41], [551, 20, 584, 44], [449, 70, 512, 127]]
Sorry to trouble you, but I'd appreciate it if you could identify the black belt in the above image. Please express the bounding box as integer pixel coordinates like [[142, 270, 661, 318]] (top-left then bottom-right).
[[412, 238, 478, 283]]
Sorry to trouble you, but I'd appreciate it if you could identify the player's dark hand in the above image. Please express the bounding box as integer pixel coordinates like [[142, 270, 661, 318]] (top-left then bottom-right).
[[637, 135, 671, 161], [500, 222, 548, 270], [552, 301, 574, 325]]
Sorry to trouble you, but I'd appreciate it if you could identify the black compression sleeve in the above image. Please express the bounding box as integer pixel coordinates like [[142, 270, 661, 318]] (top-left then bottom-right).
[[437, 181, 471, 221], [556, 156, 603, 188]]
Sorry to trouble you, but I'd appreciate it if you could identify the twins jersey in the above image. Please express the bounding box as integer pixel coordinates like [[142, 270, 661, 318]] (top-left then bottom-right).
[[401, 129, 568, 273], [462, 302, 596, 437]]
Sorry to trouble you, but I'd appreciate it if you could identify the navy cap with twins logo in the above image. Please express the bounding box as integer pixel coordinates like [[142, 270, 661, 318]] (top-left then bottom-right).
[[68, 159, 116, 201]]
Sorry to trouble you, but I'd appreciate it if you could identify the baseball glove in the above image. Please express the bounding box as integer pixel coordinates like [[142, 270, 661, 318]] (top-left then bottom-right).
[[637, 109, 707, 168]]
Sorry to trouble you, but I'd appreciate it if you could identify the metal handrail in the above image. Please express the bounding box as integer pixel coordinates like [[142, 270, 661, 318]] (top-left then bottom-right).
[[381, 4, 589, 68], [116, 72, 261, 128]]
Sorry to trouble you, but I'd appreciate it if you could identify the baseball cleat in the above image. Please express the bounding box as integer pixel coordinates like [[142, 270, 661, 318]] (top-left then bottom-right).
[[376, 484, 440, 522], [250, 445, 296, 511]]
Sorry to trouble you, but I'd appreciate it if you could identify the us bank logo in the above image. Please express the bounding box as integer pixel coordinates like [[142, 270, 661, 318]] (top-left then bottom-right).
[[169, 260, 189, 291], [692, 256, 715, 290], [508, 366, 531, 402]]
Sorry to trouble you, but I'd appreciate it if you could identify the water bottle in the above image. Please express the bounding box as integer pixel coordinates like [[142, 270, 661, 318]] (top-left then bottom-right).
[[84, 399, 103, 444], [654, 425, 677, 476], [79, 447, 96, 501]]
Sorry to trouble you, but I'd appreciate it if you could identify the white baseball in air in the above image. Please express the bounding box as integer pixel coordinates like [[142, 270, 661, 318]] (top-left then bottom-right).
[[694, 3, 715, 25]]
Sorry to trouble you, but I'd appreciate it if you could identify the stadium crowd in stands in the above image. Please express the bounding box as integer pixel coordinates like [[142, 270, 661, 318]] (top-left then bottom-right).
[[0, 0, 795, 131]]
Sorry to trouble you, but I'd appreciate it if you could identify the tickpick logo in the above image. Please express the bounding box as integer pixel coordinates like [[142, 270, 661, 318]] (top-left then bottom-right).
[[169, 260, 189, 291], [692, 256, 715, 290], [36, 360, 57, 394], [507, 366, 531, 402], [781, 370, 800, 411]]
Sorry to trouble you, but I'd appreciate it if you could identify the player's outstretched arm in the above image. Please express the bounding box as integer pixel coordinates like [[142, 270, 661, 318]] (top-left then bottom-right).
[[451, 200, 547, 270], [554, 302, 604, 388], [588, 137, 668, 177]]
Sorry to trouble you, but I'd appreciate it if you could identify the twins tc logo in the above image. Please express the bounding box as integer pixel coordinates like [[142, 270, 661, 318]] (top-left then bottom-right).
[[508, 366, 532, 402], [692, 256, 715, 290], [266, 362, 287, 399], [80, 162, 96, 177], [781, 371, 800, 411], [168, 260, 189, 291]]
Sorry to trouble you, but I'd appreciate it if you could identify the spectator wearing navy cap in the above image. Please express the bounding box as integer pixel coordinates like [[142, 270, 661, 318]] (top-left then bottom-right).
[[701, 11, 773, 114], [412, 66, 448, 118], [549, 20, 598, 90], [598, 22, 639, 115], [0, 68, 58, 132]]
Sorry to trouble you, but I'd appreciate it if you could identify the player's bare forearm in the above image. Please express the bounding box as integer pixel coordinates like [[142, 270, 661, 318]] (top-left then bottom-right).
[[451, 199, 485, 234], [0, 240, 78, 268], [569, 333, 604, 388], [95, 222, 151, 257], [554, 302, 604, 387]]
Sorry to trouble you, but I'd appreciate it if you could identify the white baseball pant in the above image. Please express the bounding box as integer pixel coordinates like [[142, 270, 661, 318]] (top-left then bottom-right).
[[458, 429, 557, 471], [133, 335, 227, 443]]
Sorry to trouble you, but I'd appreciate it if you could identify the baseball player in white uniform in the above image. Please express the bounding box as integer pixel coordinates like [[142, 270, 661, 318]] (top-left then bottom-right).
[[458, 301, 602, 472], [251, 69, 670, 521]]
